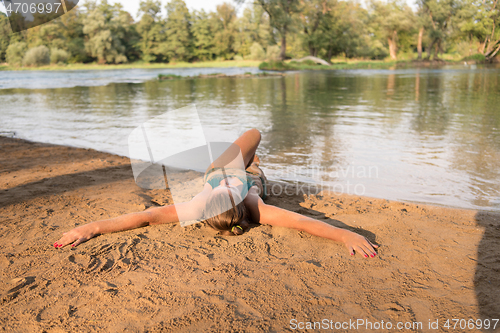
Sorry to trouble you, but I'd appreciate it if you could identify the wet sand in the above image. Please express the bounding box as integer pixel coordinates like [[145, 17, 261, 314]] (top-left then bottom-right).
[[0, 136, 499, 332]]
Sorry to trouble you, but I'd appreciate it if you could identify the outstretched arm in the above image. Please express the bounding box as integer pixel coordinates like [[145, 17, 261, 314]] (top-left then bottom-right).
[[244, 189, 378, 257], [55, 184, 211, 248]]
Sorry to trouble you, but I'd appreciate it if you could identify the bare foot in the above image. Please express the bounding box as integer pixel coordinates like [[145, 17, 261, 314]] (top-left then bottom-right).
[[253, 154, 260, 166]]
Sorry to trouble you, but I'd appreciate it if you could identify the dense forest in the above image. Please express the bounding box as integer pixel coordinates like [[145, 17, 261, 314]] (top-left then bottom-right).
[[0, 0, 499, 67]]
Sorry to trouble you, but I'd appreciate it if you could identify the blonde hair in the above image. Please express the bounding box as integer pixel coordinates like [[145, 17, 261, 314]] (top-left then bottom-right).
[[203, 189, 247, 235]]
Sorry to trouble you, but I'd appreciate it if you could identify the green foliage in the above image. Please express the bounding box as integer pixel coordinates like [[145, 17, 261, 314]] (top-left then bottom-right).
[[23, 45, 50, 67], [82, 0, 130, 64], [6, 42, 27, 66], [462, 53, 486, 61], [266, 45, 280, 60], [417, 0, 458, 59], [137, 0, 166, 62], [368, 0, 415, 60], [191, 10, 215, 61], [119, 12, 141, 62], [0, 0, 494, 67], [255, 0, 301, 60], [259, 60, 293, 70], [64, 8, 92, 63], [298, 0, 332, 58], [0, 15, 12, 62], [234, 5, 272, 58], [164, 0, 192, 61], [35, 22, 66, 50], [357, 37, 389, 59], [397, 29, 416, 54], [455, 40, 474, 58], [293, 0, 379, 60], [454, 0, 499, 58], [211, 3, 238, 60], [50, 48, 70, 64], [302, 59, 319, 66], [249, 42, 266, 60], [158, 73, 182, 80]]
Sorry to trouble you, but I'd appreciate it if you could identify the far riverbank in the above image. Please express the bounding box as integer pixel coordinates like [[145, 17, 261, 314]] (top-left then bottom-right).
[[4, 57, 496, 72], [0, 60, 262, 72]]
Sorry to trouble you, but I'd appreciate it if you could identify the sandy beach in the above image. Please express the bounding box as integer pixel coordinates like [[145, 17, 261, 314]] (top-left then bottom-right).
[[0, 136, 499, 332]]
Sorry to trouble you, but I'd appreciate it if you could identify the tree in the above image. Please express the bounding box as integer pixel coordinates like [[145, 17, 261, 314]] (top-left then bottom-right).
[[417, 0, 458, 60], [163, 0, 192, 61], [234, 5, 272, 58], [416, 15, 426, 60], [191, 9, 216, 60], [116, 9, 141, 62], [22, 45, 50, 66], [320, 1, 377, 59], [137, 0, 165, 62], [212, 2, 238, 59], [0, 14, 11, 62], [59, 6, 91, 63], [298, 0, 332, 58], [456, 0, 500, 59], [27, 22, 66, 50], [253, 0, 301, 60], [369, 0, 415, 60], [82, 0, 129, 64], [6, 42, 27, 66]]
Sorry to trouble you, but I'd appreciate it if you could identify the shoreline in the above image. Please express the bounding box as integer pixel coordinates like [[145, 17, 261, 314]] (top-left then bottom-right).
[[259, 59, 499, 71], [3, 58, 495, 72], [3, 134, 490, 213], [0, 60, 262, 72], [1, 136, 499, 331]]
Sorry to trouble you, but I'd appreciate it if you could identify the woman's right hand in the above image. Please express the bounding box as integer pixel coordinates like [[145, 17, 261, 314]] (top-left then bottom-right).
[[54, 223, 98, 248]]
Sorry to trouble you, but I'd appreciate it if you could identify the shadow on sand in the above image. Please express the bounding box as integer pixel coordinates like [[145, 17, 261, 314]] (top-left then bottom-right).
[[474, 211, 500, 326]]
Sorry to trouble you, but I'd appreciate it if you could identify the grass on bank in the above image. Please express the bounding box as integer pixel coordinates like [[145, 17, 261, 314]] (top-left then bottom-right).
[[257, 54, 492, 71], [259, 59, 406, 70], [1, 52, 493, 72], [0, 60, 262, 71]]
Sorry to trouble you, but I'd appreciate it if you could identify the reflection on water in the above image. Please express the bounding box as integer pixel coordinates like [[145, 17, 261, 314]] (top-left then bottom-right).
[[0, 66, 499, 211]]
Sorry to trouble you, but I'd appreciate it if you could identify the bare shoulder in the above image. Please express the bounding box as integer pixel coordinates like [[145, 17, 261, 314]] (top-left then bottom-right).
[[190, 183, 212, 208], [243, 186, 266, 224], [244, 186, 261, 206]]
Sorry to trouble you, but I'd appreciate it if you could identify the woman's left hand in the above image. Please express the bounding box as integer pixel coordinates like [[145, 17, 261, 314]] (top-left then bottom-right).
[[342, 231, 379, 258]]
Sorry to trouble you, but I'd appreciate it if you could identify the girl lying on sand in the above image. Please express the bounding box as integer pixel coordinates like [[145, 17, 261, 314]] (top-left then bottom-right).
[[54, 129, 378, 258]]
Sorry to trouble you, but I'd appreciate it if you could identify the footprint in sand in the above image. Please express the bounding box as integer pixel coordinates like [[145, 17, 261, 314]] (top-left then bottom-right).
[[67, 237, 142, 273], [7, 276, 36, 293], [2, 276, 37, 303]]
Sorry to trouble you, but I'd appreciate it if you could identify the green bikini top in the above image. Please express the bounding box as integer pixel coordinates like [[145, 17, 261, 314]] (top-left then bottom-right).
[[204, 167, 256, 198]]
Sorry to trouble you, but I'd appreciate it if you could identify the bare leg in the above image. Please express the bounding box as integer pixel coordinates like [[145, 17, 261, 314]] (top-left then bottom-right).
[[206, 129, 261, 173]]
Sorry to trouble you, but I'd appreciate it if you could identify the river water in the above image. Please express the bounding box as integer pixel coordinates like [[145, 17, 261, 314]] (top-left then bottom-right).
[[1, 65, 499, 211]]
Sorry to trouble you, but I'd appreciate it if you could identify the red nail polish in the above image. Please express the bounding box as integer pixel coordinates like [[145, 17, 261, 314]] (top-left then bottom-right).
[[364, 254, 368, 258]]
